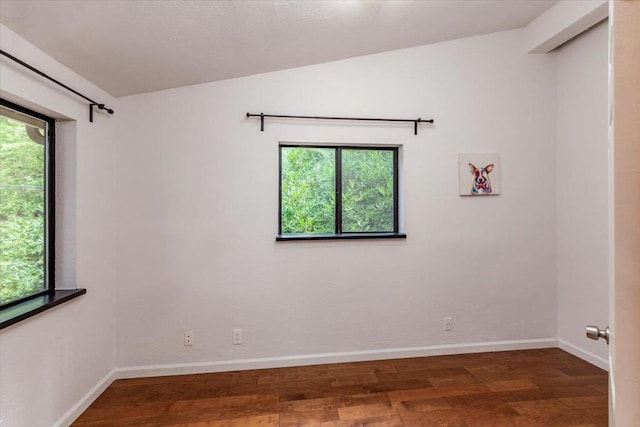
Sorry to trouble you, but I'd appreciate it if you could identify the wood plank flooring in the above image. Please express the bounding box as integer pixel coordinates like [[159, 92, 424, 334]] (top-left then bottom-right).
[[73, 348, 608, 426]]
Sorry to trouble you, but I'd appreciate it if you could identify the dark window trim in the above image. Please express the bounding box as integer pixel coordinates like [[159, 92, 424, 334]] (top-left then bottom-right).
[[0, 289, 86, 330], [278, 144, 402, 240], [0, 98, 86, 329], [276, 232, 407, 241]]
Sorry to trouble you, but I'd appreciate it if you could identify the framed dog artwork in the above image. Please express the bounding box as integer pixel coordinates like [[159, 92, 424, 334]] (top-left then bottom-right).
[[458, 154, 501, 196]]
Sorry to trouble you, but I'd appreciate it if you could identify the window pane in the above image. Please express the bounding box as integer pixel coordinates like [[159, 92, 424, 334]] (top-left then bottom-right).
[[0, 111, 47, 305], [342, 149, 394, 232], [281, 147, 335, 234]]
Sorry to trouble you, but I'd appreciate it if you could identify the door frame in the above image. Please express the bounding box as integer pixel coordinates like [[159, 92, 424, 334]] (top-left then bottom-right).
[[609, 1, 640, 425]]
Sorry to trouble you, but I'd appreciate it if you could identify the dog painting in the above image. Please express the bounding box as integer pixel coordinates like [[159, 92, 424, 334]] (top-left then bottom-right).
[[469, 163, 494, 194], [459, 154, 501, 196]]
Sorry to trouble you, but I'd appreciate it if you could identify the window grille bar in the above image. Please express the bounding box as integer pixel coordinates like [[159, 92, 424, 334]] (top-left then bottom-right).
[[0, 49, 114, 123], [246, 113, 434, 135], [335, 148, 342, 235]]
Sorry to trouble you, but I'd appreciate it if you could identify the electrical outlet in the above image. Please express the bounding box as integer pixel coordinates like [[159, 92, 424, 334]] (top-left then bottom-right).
[[232, 328, 243, 345], [184, 331, 194, 346], [444, 317, 453, 331]]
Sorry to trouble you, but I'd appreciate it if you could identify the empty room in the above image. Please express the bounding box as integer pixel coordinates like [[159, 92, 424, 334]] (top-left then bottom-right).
[[0, 0, 638, 426]]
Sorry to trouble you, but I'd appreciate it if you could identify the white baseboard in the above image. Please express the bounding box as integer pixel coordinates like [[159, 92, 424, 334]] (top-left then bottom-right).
[[53, 369, 117, 427], [558, 338, 609, 371], [116, 338, 558, 379]]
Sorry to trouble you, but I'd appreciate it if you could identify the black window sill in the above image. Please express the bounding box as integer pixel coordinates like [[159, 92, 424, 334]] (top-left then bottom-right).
[[0, 289, 86, 330], [276, 233, 407, 241]]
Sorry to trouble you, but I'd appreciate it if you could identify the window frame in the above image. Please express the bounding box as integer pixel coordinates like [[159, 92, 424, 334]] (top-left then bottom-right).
[[0, 97, 86, 331], [277, 144, 406, 241], [0, 98, 56, 308]]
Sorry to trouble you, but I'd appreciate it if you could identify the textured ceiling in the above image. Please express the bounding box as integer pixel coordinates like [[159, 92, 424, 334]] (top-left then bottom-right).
[[0, 0, 556, 98]]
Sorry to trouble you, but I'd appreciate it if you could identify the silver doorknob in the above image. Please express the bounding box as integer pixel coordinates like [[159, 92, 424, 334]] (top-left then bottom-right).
[[586, 325, 610, 345]]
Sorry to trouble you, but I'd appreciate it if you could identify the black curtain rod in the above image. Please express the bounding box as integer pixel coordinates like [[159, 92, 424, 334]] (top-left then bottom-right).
[[246, 113, 434, 135], [0, 49, 114, 123]]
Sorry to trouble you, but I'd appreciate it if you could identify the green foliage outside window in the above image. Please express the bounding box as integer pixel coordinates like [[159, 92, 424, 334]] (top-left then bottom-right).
[[0, 114, 46, 305], [342, 149, 394, 232], [281, 147, 335, 234], [280, 146, 395, 235]]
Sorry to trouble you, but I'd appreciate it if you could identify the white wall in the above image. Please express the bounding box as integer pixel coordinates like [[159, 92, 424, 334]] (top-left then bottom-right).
[[114, 28, 559, 373], [0, 25, 117, 427], [555, 22, 609, 367]]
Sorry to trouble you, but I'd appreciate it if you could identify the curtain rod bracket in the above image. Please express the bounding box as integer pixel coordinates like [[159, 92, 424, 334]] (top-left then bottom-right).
[[89, 103, 115, 123]]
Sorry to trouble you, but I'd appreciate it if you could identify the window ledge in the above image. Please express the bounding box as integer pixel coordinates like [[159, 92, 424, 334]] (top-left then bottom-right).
[[0, 289, 86, 330], [276, 233, 407, 241]]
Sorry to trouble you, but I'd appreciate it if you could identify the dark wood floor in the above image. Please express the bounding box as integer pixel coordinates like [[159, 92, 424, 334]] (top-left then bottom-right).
[[73, 348, 608, 426]]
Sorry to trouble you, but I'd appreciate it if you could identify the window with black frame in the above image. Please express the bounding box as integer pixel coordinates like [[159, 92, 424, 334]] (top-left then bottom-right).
[[278, 145, 405, 240], [0, 99, 55, 307]]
